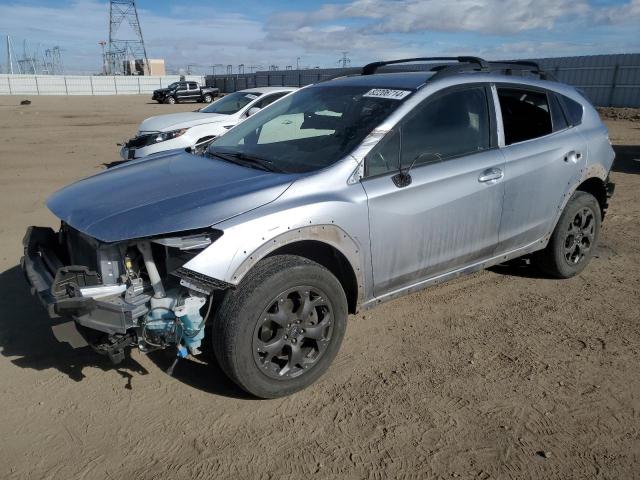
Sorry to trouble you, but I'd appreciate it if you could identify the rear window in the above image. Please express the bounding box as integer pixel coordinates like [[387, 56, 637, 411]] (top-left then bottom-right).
[[558, 95, 584, 126], [199, 91, 263, 115], [498, 87, 552, 145]]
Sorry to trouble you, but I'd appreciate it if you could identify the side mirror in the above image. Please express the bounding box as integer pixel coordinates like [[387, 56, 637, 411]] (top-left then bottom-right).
[[247, 107, 261, 117]]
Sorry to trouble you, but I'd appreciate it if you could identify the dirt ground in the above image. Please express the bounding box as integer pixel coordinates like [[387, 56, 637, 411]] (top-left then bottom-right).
[[0, 95, 638, 480]]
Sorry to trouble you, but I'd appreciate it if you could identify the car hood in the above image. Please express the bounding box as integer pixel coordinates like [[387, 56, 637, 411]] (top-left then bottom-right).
[[47, 151, 295, 243], [140, 112, 231, 132]]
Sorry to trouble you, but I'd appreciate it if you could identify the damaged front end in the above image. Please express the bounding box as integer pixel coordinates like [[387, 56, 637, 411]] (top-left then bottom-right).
[[22, 224, 228, 364]]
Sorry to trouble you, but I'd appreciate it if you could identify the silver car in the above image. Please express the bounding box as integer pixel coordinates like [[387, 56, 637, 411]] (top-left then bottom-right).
[[22, 57, 615, 398]]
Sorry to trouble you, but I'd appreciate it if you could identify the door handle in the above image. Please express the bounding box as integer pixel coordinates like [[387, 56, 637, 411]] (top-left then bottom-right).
[[478, 168, 503, 183], [564, 151, 582, 163]]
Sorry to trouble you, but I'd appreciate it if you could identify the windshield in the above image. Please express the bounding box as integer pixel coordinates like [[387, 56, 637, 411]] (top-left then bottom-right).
[[200, 91, 263, 115], [167, 82, 179, 89], [207, 85, 410, 173]]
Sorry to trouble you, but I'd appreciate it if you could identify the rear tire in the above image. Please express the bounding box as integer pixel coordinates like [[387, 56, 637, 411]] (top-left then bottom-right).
[[534, 191, 601, 278], [212, 255, 348, 398]]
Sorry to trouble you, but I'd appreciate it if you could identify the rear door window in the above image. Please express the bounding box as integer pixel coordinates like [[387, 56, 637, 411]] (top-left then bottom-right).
[[497, 87, 552, 145]]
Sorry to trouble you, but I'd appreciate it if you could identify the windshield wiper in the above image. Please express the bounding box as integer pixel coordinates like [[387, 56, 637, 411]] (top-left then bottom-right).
[[207, 150, 284, 173]]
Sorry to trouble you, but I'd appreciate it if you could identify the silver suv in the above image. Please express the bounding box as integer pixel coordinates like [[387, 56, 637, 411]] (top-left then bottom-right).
[[22, 57, 615, 398]]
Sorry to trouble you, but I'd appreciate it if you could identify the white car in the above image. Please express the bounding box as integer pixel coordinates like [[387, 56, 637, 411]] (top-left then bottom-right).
[[120, 86, 297, 160]]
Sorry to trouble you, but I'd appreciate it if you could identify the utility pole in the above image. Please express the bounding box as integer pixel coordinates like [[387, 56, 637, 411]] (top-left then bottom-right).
[[98, 41, 107, 74], [6, 36, 14, 74], [296, 57, 300, 70], [6, 36, 21, 74], [209, 63, 224, 76]]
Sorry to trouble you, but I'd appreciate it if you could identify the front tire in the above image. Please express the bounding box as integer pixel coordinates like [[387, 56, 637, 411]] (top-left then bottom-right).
[[534, 191, 601, 278], [203, 94, 213, 103], [212, 255, 348, 398], [165, 96, 177, 104]]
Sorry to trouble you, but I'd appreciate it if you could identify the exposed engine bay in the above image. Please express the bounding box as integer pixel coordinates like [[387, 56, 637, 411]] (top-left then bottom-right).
[[22, 223, 227, 365]]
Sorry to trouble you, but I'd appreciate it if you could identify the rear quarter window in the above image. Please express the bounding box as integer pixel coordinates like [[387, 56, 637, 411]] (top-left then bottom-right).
[[558, 95, 584, 126], [549, 93, 569, 132]]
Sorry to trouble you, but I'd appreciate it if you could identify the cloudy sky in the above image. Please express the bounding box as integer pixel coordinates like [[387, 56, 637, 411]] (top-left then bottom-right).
[[0, 0, 639, 74]]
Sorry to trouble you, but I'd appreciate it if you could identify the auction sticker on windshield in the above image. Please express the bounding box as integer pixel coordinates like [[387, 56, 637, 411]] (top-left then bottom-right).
[[245, 94, 258, 100], [363, 88, 411, 100]]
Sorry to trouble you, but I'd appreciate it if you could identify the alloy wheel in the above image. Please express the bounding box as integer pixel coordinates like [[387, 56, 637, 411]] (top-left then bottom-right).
[[252, 286, 334, 379], [563, 206, 596, 265]]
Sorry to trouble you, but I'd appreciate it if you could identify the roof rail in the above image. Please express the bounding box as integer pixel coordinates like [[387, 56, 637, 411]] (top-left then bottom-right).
[[487, 61, 555, 80], [361, 56, 488, 75]]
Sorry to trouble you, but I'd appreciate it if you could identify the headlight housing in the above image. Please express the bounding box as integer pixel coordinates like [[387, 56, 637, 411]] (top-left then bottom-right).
[[152, 230, 223, 251], [153, 128, 188, 144]]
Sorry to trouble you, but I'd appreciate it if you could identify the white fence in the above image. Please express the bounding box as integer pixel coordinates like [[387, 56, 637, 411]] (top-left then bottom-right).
[[0, 74, 206, 96]]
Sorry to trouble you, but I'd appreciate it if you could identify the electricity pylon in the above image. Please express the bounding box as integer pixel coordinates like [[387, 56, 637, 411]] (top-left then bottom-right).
[[106, 0, 149, 75]]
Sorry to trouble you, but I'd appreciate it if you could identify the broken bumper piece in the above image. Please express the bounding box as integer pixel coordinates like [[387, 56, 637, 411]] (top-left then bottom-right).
[[21, 226, 149, 335]]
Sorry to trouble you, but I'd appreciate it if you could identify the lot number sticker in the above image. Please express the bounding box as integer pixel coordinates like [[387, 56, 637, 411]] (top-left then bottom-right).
[[363, 88, 411, 100]]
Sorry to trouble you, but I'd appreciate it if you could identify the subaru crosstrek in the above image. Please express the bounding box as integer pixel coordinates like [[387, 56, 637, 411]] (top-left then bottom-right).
[[22, 57, 615, 398]]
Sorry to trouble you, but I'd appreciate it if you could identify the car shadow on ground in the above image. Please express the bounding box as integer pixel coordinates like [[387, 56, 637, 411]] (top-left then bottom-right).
[[612, 145, 640, 174], [145, 341, 254, 400], [0, 265, 148, 387], [488, 257, 551, 279], [489, 241, 613, 279], [0, 265, 252, 399]]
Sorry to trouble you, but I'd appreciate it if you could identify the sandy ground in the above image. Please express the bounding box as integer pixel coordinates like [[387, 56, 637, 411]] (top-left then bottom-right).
[[0, 95, 638, 479]]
